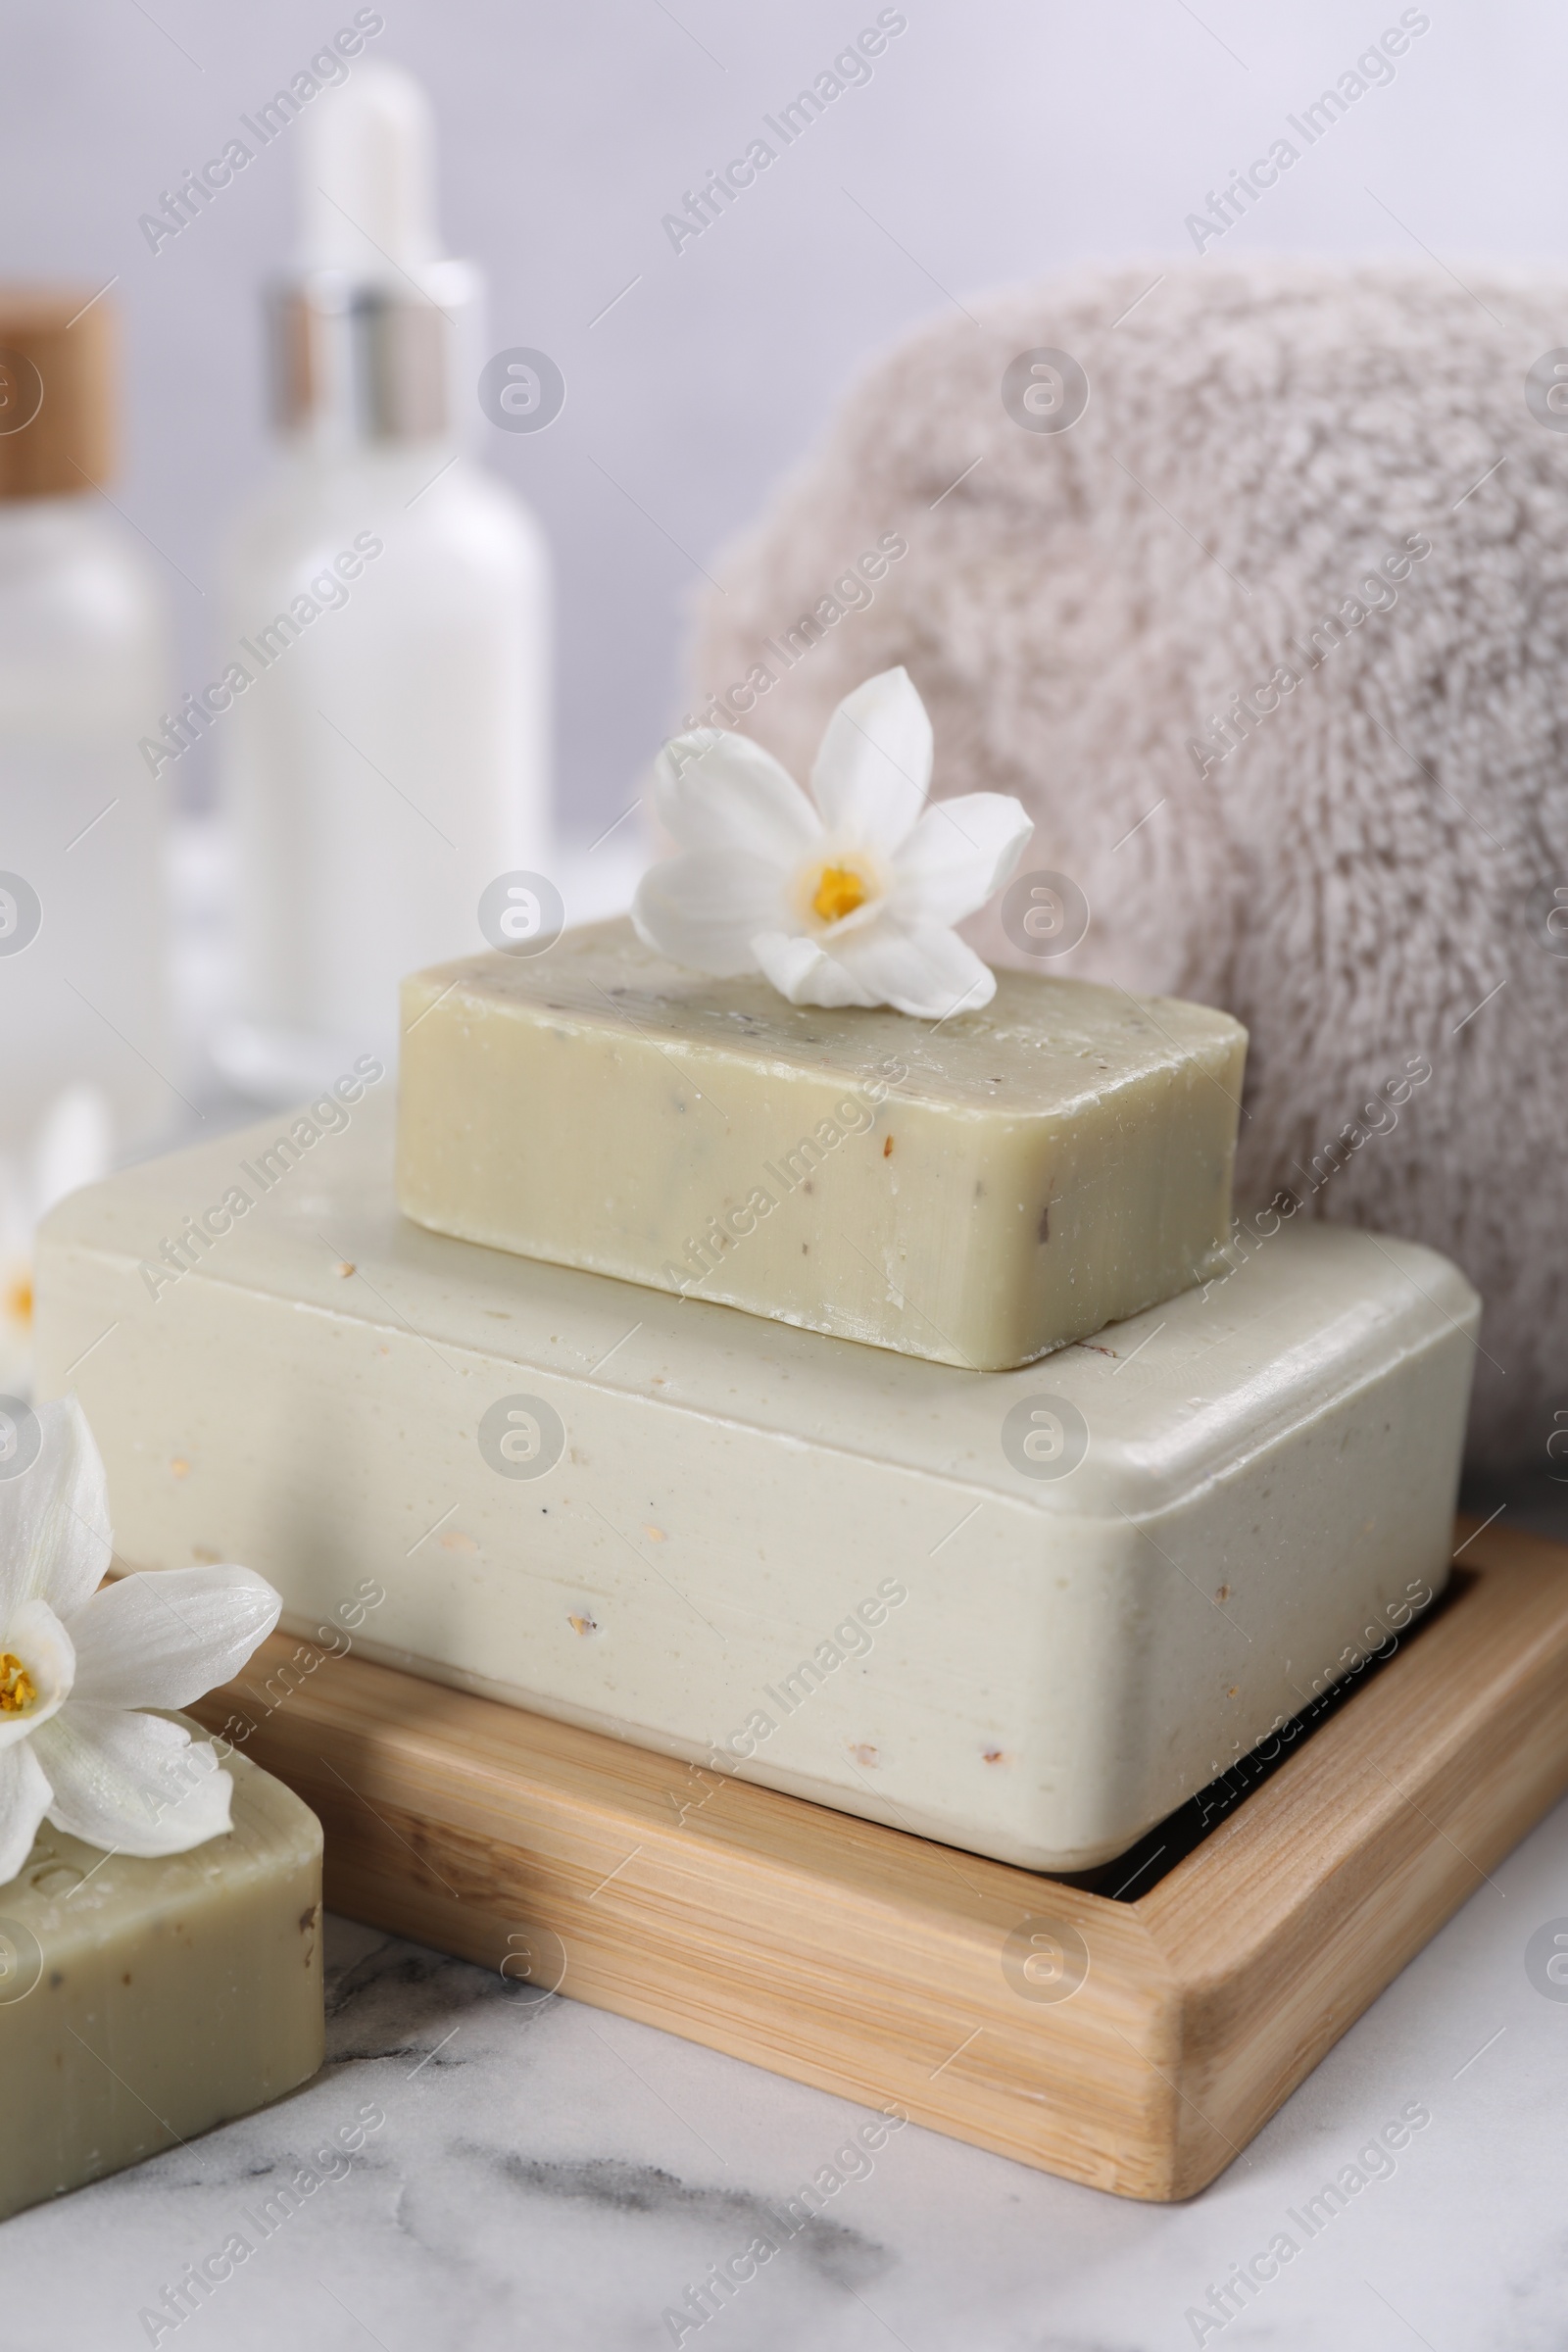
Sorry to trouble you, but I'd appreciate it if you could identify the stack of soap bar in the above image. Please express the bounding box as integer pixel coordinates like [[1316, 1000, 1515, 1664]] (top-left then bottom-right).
[[1, 1739, 322, 2221], [396, 917, 1249, 1369], [34, 1093, 1477, 1872]]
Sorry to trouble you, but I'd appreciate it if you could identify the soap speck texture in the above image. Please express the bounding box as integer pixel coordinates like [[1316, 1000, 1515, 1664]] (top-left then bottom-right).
[[34, 1102, 1475, 1871], [0, 1739, 323, 2222], [396, 917, 1249, 1369]]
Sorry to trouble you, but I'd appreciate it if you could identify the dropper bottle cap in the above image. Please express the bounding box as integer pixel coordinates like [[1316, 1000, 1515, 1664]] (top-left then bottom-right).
[[0, 287, 117, 498], [268, 62, 479, 446]]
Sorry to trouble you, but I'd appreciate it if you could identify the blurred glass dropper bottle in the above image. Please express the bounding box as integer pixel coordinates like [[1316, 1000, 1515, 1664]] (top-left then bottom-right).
[[217, 61, 551, 1097], [0, 289, 168, 1157]]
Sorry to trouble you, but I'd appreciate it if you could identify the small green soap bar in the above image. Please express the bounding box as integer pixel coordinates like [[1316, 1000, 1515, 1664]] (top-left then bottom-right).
[[0, 1739, 323, 2222], [396, 916, 1249, 1369]]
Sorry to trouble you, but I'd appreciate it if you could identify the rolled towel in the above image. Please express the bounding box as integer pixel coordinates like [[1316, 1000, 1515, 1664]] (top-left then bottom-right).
[[685, 257, 1568, 1466]]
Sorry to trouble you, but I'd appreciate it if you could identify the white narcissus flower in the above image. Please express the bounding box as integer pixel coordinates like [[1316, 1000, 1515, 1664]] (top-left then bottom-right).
[[632, 666, 1033, 1021], [0, 1396, 281, 1887], [0, 1085, 113, 1396]]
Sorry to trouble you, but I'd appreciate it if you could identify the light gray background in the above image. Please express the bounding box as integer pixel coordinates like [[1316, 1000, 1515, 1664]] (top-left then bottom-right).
[[4, 0, 1563, 843]]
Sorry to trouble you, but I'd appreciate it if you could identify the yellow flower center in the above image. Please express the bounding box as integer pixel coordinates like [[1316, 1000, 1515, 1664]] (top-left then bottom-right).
[[4, 1273, 30, 1330], [0, 1652, 36, 1715], [811, 865, 868, 924]]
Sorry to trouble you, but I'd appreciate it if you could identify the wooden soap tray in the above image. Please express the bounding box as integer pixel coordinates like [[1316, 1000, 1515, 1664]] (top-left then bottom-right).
[[190, 1519, 1568, 2201]]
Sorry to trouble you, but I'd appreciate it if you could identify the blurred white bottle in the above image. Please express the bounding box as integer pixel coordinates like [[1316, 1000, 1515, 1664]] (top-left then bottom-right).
[[0, 289, 171, 1154], [218, 62, 551, 1096]]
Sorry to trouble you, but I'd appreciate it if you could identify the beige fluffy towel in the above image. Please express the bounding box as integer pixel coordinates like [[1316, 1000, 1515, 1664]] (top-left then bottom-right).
[[685, 258, 1568, 1464]]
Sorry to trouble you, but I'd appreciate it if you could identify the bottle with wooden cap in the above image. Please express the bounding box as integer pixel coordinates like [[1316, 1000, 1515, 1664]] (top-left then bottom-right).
[[215, 61, 552, 1098], [0, 287, 171, 1165]]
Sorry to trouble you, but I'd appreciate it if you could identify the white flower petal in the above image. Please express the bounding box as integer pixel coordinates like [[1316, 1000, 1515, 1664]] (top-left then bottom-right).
[[33, 1703, 233, 1858], [0, 1597, 74, 1751], [810, 668, 933, 857], [632, 851, 789, 978], [653, 730, 821, 861], [0, 1738, 52, 1888], [0, 1395, 111, 1632], [830, 920, 998, 1020], [68, 1565, 281, 1712], [751, 930, 883, 1009], [32, 1084, 112, 1219], [890, 795, 1034, 926]]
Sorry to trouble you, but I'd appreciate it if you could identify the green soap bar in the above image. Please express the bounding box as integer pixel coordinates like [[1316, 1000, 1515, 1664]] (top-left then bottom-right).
[[396, 917, 1249, 1369], [0, 1739, 323, 2222]]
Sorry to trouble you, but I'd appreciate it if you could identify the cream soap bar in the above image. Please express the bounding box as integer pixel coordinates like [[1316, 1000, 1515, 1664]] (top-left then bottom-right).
[[1, 1740, 323, 2221], [395, 917, 1249, 1369], [36, 1093, 1476, 1872]]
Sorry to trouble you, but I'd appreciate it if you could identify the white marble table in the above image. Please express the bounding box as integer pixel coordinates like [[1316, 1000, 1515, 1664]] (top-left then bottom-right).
[[9, 1758, 1566, 2352]]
